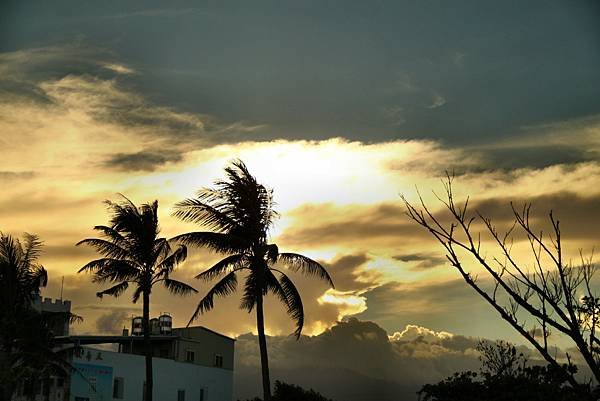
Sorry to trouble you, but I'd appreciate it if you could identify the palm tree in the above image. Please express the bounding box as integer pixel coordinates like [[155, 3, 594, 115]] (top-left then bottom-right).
[[77, 197, 197, 401], [0, 233, 79, 400], [172, 160, 334, 401], [0, 233, 48, 399]]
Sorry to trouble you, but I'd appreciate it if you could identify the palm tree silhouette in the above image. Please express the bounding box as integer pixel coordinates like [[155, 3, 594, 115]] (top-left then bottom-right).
[[0, 233, 79, 399], [77, 197, 196, 401], [172, 160, 334, 401], [0, 233, 48, 399]]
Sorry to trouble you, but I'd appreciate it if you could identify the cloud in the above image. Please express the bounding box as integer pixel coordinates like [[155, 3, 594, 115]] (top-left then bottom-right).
[[233, 318, 478, 401], [102, 63, 135, 75], [427, 92, 446, 109], [393, 253, 447, 270], [389, 324, 453, 343], [0, 46, 265, 173], [318, 289, 367, 319], [104, 8, 211, 20], [103, 149, 183, 171], [95, 310, 130, 334], [234, 318, 583, 401], [2, 44, 600, 349], [0, 171, 36, 181]]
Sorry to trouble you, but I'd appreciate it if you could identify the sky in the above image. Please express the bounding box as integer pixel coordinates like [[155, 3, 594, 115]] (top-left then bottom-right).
[[2, 1, 600, 399]]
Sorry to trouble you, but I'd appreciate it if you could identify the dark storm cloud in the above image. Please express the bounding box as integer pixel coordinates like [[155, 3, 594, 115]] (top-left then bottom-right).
[[476, 145, 595, 171], [281, 191, 600, 252], [0, 46, 266, 170], [471, 191, 600, 241], [103, 149, 183, 171], [354, 280, 520, 343], [279, 203, 428, 249], [2, 1, 599, 147], [393, 253, 447, 270], [318, 253, 373, 292], [0, 47, 123, 103]]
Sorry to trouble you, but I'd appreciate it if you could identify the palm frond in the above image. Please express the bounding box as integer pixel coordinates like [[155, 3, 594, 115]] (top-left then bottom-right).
[[152, 237, 171, 263], [195, 253, 245, 281], [78, 259, 139, 283], [240, 271, 258, 312], [92, 225, 129, 248], [96, 281, 129, 298], [172, 197, 240, 231], [266, 270, 304, 338], [163, 278, 198, 296], [278, 253, 334, 288], [155, 244, 187, 276], [76, 238, 133, 260], [132, 285, 143, 304], [21, 233, 43, 267], [29, 265, 48, 290], [172, 232, 249, 253], [188, 271, 238, 325]]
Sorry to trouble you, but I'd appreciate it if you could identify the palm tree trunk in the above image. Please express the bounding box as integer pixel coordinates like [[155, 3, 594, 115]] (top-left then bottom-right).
[[256, 293, 272, 401], [142, 290, 153, 401]]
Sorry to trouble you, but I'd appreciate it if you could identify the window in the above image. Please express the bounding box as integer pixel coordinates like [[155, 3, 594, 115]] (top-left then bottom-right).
[[113, 377, 124, 399], [186, 350, 195, 363], [56, 377, 65, 387], [75, 398, 90, 401], [213, 354, 223, 368], [178, 389, 186, 401], [199, 387, 208, 401]]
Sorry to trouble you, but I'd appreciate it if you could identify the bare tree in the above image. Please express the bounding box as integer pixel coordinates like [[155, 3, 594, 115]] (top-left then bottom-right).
[[402, 175, 599, 387]]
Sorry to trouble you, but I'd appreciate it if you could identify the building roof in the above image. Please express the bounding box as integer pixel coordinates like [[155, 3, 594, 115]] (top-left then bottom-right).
[[175, 326, 236, 342], [54, 335, 179, 345], [54, 326, 235, 345]]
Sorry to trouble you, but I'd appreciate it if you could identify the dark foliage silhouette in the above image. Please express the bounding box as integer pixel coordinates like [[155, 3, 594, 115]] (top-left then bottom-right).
[[403, 175, 600, 387], [0, 233, 76, 399], [418, 340, 596, 401], [238, 380, 336, 401], [173, 160, 334, 401], [77, 197, 196, 401]]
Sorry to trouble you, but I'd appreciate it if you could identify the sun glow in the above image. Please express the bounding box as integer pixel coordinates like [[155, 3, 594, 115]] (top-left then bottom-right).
[[318, 288, 368, 319]]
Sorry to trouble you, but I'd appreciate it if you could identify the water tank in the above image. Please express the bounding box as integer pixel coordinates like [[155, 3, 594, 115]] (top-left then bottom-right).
[[150, 318, 159, 335], [158, 313, 172, 335], [132, 316, 143, 336]]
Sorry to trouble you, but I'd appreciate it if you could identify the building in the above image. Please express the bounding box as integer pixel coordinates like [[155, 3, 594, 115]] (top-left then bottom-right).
[[32, 295, 72, 336], [10, 297, 73, 401], [14, 299, 235, 401]]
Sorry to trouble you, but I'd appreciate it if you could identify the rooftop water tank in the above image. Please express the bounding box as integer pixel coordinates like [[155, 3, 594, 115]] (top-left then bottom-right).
[[158, 313, 172, 335], [150, 318, 160, 335], [132, 316, 143, 336]]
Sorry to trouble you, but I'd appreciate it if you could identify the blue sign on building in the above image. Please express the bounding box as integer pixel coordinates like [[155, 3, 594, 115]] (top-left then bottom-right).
[[70, 362, 113, 401]]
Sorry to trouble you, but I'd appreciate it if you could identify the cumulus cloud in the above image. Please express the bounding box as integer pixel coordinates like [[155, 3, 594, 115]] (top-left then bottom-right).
[[234, 318, 586, 401], [389, 324, 453, 343], [234, 319, 479, 401], [95, 310, 130, 334]]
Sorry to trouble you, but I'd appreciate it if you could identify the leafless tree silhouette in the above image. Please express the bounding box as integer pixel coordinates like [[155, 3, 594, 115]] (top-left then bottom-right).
[[403, 175, 599, 387]]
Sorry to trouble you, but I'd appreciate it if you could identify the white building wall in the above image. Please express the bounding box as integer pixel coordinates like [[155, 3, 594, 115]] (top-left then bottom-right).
[[72, 347, 233, 401]]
